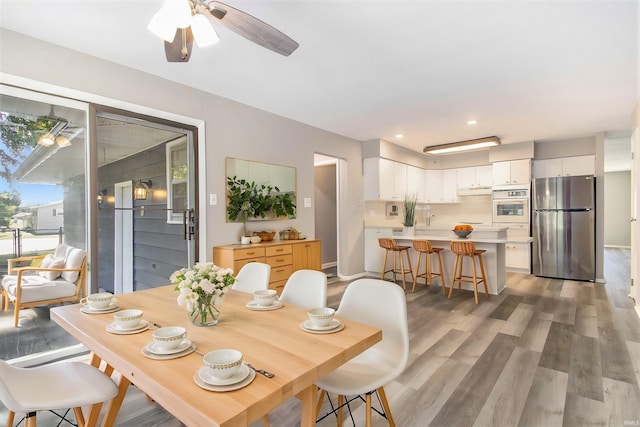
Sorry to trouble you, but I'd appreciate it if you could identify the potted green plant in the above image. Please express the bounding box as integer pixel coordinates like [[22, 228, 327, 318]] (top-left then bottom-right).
[[403, 193, 418, 235], [226, 176, 296, 237]]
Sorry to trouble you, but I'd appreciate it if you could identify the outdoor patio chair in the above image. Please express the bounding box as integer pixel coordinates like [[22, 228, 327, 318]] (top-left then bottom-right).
[[1, 244, 86, 327]]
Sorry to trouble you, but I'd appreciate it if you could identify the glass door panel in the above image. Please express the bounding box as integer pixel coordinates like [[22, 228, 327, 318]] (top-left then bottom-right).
[[95, 111, 196, 294], [0, 88, 87, 276]]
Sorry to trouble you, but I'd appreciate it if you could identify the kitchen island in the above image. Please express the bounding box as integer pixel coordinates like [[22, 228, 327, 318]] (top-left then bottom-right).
[[365, 225, 531, 296]]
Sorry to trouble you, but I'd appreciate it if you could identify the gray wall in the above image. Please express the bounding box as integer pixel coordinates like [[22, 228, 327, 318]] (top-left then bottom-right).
[[0, 29, 366, 277], [604, 171, 631, 247]]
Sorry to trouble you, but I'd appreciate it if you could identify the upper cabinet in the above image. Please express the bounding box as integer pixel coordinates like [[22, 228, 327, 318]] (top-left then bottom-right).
[[457, 165, 492, 189], [532, 155, 595, 179], [492, 159, 531, 186], [425, 169, 458, 203], [406, 165, 426, 202], [364, 158, 407, 200]]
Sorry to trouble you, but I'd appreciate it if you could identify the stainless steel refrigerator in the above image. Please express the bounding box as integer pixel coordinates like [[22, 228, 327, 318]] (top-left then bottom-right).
[[532, 175, 595, 281]]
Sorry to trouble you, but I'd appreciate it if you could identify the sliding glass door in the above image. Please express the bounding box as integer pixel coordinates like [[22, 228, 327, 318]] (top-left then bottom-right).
[[95, 110, 197, 294]]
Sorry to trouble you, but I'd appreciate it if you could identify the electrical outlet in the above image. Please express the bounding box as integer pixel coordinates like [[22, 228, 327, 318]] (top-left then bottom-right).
[[304, 198, 312, 208], [210, 194, 217, 205]]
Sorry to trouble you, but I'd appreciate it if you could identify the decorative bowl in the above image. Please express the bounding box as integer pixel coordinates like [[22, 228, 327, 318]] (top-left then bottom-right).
[[453, 230, 472, 238], [255, 231, 275, 242], [203, 349, 243, 379], [308, 307, 336, 327], [152, 326, 187, 350]]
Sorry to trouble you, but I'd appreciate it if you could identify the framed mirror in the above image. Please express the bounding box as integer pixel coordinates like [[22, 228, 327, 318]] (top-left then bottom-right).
[[225, 158, 297, 224]]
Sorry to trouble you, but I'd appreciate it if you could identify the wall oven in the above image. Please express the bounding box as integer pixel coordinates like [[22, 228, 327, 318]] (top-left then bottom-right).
[[492, 188, 529, 223]]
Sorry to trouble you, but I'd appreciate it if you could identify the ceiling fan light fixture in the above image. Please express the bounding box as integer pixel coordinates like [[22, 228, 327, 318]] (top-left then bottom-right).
[[165, 0, 192, 29], [424, 136, 501, 155], [37, 133, 55, 147], [148, 9, 178, 42], [191, 13, 219, 47]]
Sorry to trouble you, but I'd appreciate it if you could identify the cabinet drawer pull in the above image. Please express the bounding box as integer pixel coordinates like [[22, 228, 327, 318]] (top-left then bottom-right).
[[276, 258, 284, 262], [276, 268, 284, 272], [247, 251, 255, 255], [275, 249, 284, 252]]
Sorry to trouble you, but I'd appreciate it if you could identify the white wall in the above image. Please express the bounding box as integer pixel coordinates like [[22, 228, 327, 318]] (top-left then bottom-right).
[[0, 29, 366, 276]]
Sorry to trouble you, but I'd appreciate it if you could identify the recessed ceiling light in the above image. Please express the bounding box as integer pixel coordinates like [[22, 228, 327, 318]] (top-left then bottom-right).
[[467, 120, 478, 125], [395, 134, 404, 139]]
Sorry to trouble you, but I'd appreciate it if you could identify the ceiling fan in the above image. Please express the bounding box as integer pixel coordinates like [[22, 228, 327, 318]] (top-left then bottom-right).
[[148, 0, 299, 62]]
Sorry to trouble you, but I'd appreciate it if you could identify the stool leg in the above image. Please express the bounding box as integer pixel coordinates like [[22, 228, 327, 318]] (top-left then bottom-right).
[[412, 251, 422, 293], [478, 253, 489, 299], [404, 249, 413, 290], [399, 250, 407, 290], [449, 254, 459, 298], [436, 252, 446, 295], [426, 252, 432, 286], [470, 255, 479, 304], [381, 250, 388, 281]]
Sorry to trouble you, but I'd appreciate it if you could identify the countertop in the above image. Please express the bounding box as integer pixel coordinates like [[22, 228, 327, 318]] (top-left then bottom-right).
[[389, 234, 532, 244]]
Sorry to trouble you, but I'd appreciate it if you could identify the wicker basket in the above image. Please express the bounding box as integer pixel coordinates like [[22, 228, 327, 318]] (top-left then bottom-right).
[[255, 231, 275, 241]]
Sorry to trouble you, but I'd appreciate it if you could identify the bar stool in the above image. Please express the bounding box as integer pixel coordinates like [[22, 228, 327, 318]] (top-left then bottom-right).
[[378, 238, 413, 290], [449, 240, 489, 304], [412, 240, 446, 294]]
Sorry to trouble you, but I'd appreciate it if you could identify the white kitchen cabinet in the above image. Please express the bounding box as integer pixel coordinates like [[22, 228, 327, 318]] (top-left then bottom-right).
[[424, 169, 459, 203], [533, 155, 595, 178], [492, 159, 531, 186], [364, 158, 407, 200], [424, 169, 443, 203], [457, 165, 493, 189], [505, 243, 530, 271], [406, 165, 426, 202], [442, 169, 459, 202], [364, 228, 394, 273]]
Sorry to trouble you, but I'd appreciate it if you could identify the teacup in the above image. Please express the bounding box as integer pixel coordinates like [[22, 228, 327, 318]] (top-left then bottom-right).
[[203, 349, 243, 379], [113, 309, 143, 329], [253, 289, 278, 306], [308, 307, 336, 327], [81, 292, 117, 310], [152, 326, 187, 350]]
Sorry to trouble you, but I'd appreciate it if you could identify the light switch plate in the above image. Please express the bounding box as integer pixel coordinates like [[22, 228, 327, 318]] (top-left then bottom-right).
[[303, 198, 312, 208], [210, 194, 217, 205]]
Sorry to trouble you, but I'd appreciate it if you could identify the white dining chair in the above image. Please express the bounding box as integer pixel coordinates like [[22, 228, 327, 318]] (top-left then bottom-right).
[[0, 359, 118, 427], [278, 269, 328, 309], [315, 278, 409, 426], [232, 262, 271, 294]]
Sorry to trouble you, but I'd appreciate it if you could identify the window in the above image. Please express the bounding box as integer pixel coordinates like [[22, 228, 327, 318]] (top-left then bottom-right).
[[166, 138, 188, 224]]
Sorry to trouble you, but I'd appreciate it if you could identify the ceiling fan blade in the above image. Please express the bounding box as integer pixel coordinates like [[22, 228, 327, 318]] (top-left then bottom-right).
[[164, 27, 194, 62], [206, 1, 299, 56]]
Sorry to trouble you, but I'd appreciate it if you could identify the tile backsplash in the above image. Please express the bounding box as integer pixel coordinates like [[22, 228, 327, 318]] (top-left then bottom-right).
[[365, 195, 492, 227]]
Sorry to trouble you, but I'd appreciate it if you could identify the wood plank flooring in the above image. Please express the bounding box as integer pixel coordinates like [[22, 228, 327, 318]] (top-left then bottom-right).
[[2, 248, 639, 426]]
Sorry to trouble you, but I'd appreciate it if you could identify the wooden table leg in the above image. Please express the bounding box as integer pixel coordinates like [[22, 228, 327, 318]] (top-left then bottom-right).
[[296, 385, 318, 427], [99, 374, 131, 427]]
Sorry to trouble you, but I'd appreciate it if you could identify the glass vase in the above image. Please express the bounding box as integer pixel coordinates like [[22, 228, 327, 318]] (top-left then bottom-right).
[[190, 295, 220, 327]]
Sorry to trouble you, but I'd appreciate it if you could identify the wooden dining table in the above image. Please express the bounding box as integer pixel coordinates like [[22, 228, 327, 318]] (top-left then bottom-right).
[[50, 285, 382, 427]]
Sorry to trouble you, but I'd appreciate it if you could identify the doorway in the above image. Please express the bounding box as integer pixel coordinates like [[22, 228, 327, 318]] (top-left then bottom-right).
[[95, 110, 198, 293], [314, 154, 341, 279]]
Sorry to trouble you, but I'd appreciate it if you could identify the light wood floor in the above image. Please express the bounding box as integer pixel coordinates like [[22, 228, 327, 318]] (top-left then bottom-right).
[[3, 248, 639, 426]]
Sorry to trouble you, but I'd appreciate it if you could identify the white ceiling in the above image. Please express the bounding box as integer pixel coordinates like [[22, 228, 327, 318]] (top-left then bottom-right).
[[0, 0, 637, 171]]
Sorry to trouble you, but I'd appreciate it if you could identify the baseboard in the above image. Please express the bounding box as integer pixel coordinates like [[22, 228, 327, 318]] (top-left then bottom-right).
[[603, 244, 632, 249], [332, 272, 368, 282], [8, 343, 89, 368], [321, 261, 337, 269]]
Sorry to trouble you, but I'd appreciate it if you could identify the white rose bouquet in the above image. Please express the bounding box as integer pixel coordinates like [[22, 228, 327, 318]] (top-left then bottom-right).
[[170, 262, 236, 326]]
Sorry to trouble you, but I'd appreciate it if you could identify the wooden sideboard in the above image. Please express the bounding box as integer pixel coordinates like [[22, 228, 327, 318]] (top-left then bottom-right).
[[213, 239, 321, 293]]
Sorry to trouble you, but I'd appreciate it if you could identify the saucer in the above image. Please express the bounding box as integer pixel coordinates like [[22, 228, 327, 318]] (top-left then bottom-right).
[[145, 339, 192, 355], [198, 363, 251, 386], [142, 342, 196, 360], [194, 366, 255, 392], [245, 300, 284, 311], [299, 319, 344, 334], [81, 304, 119, 314], [106, 320, 150, 335]]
